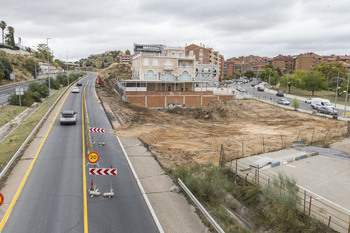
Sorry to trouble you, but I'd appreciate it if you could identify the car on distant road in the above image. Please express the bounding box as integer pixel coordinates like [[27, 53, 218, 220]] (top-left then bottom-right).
[[305, 98, 311, 104], [251, 82, 257, 87], [60, 110, 77, 125], [278, 98, 290, 105], [72, 87, 80, 93], [257, 86, 264, 92], [77, 82, 82, 86], [236, 86, 247, 92], [318, 106, 338, 115], [276, 92, 284, 97]]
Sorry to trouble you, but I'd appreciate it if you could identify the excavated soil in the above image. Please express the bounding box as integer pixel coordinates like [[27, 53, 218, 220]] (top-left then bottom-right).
[[96, 80, 347, 169]]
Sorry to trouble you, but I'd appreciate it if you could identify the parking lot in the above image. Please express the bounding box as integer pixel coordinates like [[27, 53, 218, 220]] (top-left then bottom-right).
[[235, 147, 350, 233]]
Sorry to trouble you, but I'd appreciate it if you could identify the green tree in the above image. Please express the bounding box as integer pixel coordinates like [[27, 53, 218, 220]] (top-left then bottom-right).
[[313, 61, 347, 87], [300, 71, 326, 96], [292, 97, 300, 110], [24, 57, 41, 77], [0, 21, 6, 44], [245, 70, 255, 79], [125, 49, 131, 55], [5, 26, 15, 47], [0, 56, 13, 79], [36, 43, 54, 62]]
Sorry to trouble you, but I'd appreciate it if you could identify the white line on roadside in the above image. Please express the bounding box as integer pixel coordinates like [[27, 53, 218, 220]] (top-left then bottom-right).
[[286, 165, 295, 168]]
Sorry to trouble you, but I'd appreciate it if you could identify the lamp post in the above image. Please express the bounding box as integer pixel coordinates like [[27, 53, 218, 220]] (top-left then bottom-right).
[[66, 51, 69, 86], [332, 67, 340, 109], [286, 73, 289, 94], [32, 46, 37, 80], [47, 38, 51, 106], [343, 71, 350, 117]]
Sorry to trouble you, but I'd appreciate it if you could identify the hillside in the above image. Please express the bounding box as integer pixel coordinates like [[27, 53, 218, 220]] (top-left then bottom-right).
[[79, 51, 119, 71], [100, 62, 132, 80]]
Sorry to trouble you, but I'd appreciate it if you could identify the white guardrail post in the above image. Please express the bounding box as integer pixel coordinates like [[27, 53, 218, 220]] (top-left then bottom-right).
[[178, 178, 225, 233]]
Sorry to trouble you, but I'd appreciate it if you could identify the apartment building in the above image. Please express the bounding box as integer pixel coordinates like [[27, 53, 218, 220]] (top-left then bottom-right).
[[294, 52, 322, 71], [223, 61, 250, 77], [185, 43, 224, 80], [119, 53, 133, 64], [271, 55, 294, 74], [116, 43, 233, 109]]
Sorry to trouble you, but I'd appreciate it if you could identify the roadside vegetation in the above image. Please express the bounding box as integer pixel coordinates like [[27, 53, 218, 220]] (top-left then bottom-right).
[[8, 72, 84, 106], [0, 105, 26, 128], [169, 164, 336, 233]]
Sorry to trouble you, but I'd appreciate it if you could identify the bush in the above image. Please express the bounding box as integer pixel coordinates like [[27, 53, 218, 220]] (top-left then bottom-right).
[[292, 97, 300, 110], [29, 82, 49, 98], [8, 90, 34, 106], [31, 91, 42, 102], [56, 73, 68, 87], [45, 77, 60, 90]]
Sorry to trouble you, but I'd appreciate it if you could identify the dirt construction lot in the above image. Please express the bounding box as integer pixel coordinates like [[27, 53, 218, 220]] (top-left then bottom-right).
[[97, 81, 347, 169]]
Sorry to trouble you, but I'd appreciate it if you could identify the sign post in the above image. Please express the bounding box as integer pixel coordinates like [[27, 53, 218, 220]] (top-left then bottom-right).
[[87, 151, 99, 167], [15, 88, 24, 106]]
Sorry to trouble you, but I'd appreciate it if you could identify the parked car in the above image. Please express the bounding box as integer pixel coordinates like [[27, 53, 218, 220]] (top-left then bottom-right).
[[276, 92, 284, 97], [236, 86, 247, 92], [305, 98, 311, 104], [278, 98, 290, 105], [251, 82, 257, 87], [318, 106, 338, 115], [72, 87, 80, 93], [77, 82, 82, 86], [257, 86, 264, 92], [60, 110, 77, 125]]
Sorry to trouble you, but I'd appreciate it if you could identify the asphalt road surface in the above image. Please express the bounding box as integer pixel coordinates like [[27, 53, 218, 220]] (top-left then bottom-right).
[[84, 73, 158, 233], [1, 73, 158, 232]]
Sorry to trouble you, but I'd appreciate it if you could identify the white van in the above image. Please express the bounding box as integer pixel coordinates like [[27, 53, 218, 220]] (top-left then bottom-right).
[[310, 98, 332, 109]]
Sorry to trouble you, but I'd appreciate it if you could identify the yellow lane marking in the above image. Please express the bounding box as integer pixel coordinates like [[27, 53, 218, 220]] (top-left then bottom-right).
[[0, 84, 75, 231], [82, 83, 88, 233]]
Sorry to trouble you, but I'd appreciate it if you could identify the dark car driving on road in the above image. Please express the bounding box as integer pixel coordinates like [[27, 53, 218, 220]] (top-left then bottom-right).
[[276, 92, 284, 97]]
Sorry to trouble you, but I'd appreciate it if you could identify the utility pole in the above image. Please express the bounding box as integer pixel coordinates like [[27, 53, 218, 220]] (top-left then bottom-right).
[[33, 46, 37, 80], [66, 51, 69, 86], [47, 38, 51, 106]]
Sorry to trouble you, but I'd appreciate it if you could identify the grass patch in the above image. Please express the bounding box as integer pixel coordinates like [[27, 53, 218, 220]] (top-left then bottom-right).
[[0, 88, 66, 167], [170, 164, 336, 233], [0, 105, 27, 128]]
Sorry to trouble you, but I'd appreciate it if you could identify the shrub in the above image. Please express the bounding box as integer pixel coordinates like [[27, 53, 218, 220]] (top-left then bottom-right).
[[292, 97, 300, 110], [0, 57, 13, 80], [45, 77, 60, 90], [29, 82, 48, 98], [8, 90, 34, 106]]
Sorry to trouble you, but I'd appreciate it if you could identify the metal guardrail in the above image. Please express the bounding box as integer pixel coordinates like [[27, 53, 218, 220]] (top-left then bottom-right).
[[0, 79, 80, 180], [178, 178, 225, 233]]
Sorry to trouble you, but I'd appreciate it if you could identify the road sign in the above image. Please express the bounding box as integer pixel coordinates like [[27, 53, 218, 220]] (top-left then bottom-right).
[[89, 168, 117, 176], [0, 193, 4, 206], [15, 88, 24, 95], [89, 127, 105, 133], [87, 152, 99, 164], [10, 73, 15, 81]]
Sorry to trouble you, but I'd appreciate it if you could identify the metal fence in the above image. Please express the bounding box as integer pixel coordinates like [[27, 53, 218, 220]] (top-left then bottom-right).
[[227, 158, 350, 233]]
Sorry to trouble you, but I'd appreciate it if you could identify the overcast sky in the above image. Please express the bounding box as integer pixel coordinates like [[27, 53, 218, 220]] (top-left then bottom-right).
[[2, 0, 350, 61]]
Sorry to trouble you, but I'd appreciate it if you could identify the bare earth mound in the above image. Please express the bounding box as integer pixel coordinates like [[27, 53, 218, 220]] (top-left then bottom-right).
[[97, 81, 347, 169]]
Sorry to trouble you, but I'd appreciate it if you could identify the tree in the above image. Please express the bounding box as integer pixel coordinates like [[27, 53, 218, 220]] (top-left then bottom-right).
[[5, 26, 15, 47], [0, 21, 6, 44], [125, 49, 131, 55], [36, 43, 54, 62], [300, 71, 326, 96], [313, 61, 347, 87], [0, 56, 13, 79], [245, 70, 255, 79], [292, 98, 300, 110], [101, 62, 105, 69]]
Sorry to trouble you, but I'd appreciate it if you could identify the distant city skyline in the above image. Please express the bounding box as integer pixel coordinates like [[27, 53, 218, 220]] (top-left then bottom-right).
[[2, 0, 350, 61]]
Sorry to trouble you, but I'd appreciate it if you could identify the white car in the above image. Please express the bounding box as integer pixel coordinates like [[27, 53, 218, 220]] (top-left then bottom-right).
[[305, 98, 311, 104], [278, 98, 290, 105], [72, 87, 80, 93], [60, 110, 77, 125]]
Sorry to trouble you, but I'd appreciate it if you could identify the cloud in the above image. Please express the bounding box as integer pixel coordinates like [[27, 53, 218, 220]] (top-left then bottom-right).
[[1, 0, 350, 60]]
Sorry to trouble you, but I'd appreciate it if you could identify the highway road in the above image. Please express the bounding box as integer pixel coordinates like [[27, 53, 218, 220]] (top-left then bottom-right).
[[1, 73, 158, 232]]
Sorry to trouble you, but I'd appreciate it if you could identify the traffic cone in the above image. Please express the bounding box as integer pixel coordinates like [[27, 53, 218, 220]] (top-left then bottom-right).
[[90, 179, 94, 191]]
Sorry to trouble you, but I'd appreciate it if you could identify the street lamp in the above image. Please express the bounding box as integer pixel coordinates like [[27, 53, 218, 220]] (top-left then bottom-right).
[[343, 70, 350, 118], [286, 73, 289, 94], [32, 46, 37, 80], [47, 38, 51, 106], [332, 67, 340, 109], [66, 51, 69, 86]]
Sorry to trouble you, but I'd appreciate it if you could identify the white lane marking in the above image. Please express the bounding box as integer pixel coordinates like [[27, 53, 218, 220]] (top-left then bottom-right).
[[287, 165, 295, 168]]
